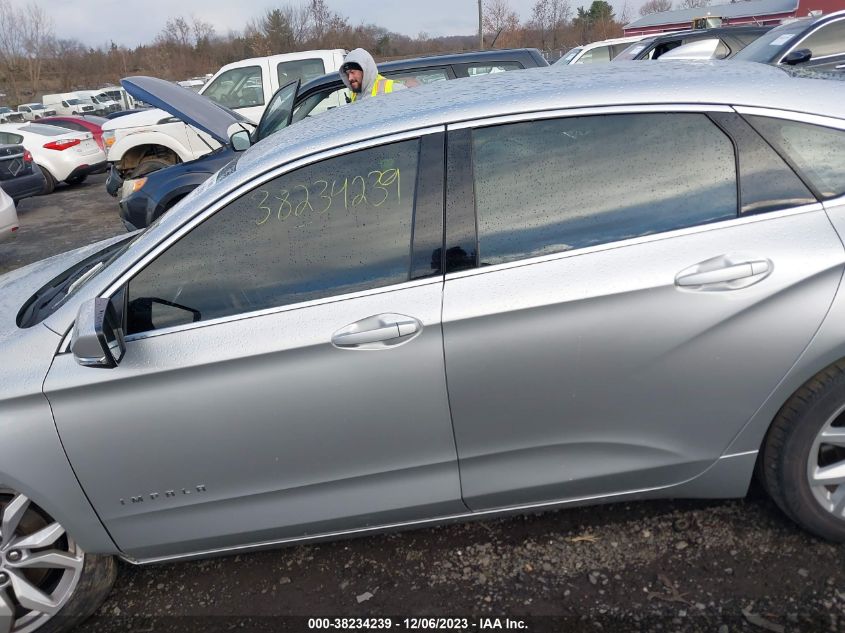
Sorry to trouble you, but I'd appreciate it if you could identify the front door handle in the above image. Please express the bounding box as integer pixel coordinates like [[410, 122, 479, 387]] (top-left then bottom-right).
[[675, 257, 771, 290], [332, 314, 421, 349]]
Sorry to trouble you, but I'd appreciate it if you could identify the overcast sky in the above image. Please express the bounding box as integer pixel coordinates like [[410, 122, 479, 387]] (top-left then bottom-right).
[[37, 0, 645, 49]]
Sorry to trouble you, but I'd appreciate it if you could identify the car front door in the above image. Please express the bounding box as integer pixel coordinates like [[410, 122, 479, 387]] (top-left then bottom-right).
[[442, 109, 845, 510], [45, 131, 462, 560]]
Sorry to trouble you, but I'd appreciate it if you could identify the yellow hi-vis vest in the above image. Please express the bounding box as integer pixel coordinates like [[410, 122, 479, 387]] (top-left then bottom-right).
[[349, 74, 395, 102]]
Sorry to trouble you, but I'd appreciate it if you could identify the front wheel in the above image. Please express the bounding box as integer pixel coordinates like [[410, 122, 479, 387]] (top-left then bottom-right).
[[760, 362, 845, 541], [0, 491, 117, 632]]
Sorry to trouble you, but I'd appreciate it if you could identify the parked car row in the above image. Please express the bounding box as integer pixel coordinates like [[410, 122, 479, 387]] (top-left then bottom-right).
[[555, 9, 845, 68]]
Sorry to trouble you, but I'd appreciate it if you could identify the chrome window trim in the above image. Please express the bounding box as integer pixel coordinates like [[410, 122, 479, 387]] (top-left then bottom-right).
[[446, 103, 734, 131], [59, 276, 444, 353], [447, 202, 823, 281], [780, 17, 845, 63], [734, 106, 845, 130], [123, 277, 443, 343]]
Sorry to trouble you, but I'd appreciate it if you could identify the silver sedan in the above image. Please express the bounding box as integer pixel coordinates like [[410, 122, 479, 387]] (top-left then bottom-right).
[[1, 61, 845, 632]]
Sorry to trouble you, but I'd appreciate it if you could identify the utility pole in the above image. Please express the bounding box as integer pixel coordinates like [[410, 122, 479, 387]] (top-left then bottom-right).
[[478, 0, 484, 49]]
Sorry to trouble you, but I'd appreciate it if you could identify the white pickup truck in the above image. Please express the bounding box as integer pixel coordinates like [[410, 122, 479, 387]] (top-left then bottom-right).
[[102, 49, 346, 182]]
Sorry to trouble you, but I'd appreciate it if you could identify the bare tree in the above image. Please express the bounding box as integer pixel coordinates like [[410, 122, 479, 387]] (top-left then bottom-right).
[[639, 0, 673, 15], [677, 0, 710, 8], [483, 0, 520, 47], [20, 3, 53, 94], [530, 0, 571, 50]]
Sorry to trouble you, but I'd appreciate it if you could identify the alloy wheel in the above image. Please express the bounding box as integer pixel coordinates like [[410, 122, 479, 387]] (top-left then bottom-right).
[[807, 403, 845, 518], [0, 493, 84, 633]]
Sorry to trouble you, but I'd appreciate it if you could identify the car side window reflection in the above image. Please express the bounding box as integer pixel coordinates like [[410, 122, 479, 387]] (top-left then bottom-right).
[[472, 113, 738, 266], [126, 139, 420, 335]]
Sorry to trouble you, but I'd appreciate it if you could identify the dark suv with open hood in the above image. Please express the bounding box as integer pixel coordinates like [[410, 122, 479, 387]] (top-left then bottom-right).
[[113, 48, 548, 231]]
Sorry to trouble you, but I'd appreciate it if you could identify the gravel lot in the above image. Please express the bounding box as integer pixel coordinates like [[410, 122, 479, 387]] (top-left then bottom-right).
[[2, 177, 844, 633]]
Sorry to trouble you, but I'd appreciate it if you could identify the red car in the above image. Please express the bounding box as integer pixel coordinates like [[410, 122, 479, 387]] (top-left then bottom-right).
[[38, 115, 108, 151]]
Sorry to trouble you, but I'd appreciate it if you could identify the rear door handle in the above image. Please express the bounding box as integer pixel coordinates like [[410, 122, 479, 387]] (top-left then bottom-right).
[[332, 314, 421, 349], [675, 259, 770, 289]]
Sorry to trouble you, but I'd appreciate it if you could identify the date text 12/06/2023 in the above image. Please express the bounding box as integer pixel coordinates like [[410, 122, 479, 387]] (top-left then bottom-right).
[[252, 168, 402, 228]]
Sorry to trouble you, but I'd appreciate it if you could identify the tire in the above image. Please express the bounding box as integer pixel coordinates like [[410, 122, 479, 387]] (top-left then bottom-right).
[[0, 491, 117, 633], [760, 361, 845, 541], [64, 174, 87, 186], [129, 157, 173, 179], [37, 166, 56, 195]]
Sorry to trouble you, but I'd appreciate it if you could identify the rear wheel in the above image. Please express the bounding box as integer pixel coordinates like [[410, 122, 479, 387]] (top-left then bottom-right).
[[761, 362, 845, 541], [0, 491, 116, 633], [37, 167, 56, 195]]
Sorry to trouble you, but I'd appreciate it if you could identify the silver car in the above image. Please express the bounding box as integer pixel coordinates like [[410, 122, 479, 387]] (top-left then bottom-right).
[[1, 62, 845, 632]]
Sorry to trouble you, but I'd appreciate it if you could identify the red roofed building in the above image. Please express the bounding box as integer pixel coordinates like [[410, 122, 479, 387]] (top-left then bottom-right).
[[624, 0, 844, 35]]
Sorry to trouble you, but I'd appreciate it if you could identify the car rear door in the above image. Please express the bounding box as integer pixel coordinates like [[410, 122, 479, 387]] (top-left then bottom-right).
[[45, 131, 462, 560], [441, 107, 845, 511]]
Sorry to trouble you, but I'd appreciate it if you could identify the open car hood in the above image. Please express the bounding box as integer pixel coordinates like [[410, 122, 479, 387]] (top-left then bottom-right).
[[120, 76, 252, 145]]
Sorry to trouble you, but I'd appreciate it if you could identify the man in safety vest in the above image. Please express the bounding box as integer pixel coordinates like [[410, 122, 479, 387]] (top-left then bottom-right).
[[339, 48, 405, 103]]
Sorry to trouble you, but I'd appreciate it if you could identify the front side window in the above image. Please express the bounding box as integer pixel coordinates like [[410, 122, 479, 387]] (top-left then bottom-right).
[[472, 113, 737, 266], [747, 116, 845, 200], [203, 66, 264, 109], [277, 58, 326, 86], [126, 139, 421, 334], [794, 19, 845, 59]]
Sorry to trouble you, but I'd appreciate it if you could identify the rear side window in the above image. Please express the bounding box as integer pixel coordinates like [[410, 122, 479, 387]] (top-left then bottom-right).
[[277, 58, 326, 85], [386, 67, 450, 86], [747, 116, 845, 200], [472, 113, 737, 266], [203, 66, 264, 109], [0, 132, 23, 144], [126, 139, 421, 334], [466, 62, 524, 75]]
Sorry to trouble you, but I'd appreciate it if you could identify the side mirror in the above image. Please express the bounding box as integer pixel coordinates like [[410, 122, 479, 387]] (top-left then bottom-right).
[[71, 297, 126, 368], [782, 49, 812, 66], [230, 130, 252, 152]]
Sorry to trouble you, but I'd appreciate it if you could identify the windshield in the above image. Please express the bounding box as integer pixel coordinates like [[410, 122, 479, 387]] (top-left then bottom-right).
[[613, 39, 655, 61], [733, 20, 809, 63], [556, 47, 583, 65], [0, 107, 9, 113], [30, 104, 45, 110], [17, 235, 137, 328]]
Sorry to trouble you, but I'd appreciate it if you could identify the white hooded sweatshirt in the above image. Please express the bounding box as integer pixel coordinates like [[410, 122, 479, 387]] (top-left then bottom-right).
[[339, 48, 404, 100]]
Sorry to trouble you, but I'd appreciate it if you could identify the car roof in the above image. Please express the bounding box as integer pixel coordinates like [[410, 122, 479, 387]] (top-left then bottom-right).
[[232, 61, 844, 183]]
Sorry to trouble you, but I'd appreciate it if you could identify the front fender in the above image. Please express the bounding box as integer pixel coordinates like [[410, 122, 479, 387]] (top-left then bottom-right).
[[107, 124, 196, 165], [0, 324, 119, 554]]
